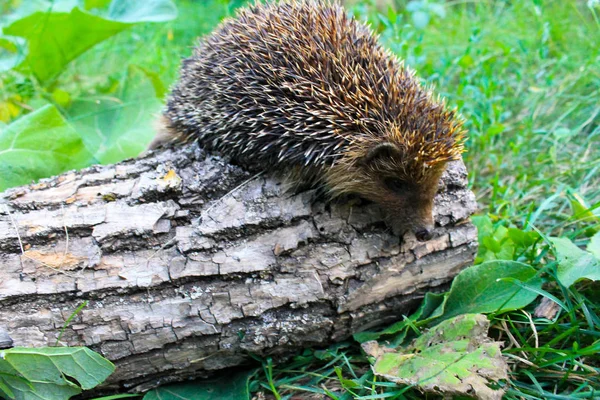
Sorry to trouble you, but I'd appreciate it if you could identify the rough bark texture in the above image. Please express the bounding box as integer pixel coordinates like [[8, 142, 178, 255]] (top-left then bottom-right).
[[0, 143, 478, 392]]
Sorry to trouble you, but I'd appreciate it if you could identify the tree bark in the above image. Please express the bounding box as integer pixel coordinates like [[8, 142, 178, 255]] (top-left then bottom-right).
[[0, 143, 478, 392]]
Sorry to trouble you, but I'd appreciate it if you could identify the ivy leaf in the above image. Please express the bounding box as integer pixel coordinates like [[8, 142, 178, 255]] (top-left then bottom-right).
[[364, 314, 508, 400]]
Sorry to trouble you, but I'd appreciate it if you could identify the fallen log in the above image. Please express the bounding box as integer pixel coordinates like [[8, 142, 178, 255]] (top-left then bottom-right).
[[0, 143, 477, 392]]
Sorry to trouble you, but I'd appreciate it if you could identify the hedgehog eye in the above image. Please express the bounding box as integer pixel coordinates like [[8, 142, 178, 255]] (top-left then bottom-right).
[[384, 177, 409, 193]]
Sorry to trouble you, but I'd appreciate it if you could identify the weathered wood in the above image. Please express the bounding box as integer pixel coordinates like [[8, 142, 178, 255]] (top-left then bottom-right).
[[0, 143, 477, 392]]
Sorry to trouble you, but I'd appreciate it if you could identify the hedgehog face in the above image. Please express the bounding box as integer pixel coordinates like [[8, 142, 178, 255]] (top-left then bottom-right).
[[370, 171, 442, 241], [326, 142, 445, 240]]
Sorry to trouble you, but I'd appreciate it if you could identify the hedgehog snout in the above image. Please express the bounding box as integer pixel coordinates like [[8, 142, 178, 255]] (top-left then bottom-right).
[[385, 206, 435, 240], [389, 219, 433, 240], [415, 227, 433, 242], [411, 207, 435, 241], [384, 198, 436, 240]]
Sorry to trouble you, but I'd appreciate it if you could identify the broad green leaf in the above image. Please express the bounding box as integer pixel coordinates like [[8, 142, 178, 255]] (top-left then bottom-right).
[[416, 291, 447, 321], [2, 0, 176, 83], [364, 314, 508, 400], [551, 237, 600, 287], [0, 379, 16, 400], [0, 358, 31, 400], [440, 260, 542, 320], [0, 347, 114, 400], [507, 228, 538, 249], [3, 8, 128, 82], [0, 105, 95, 191], [67, 65, 162, 164], [472, 216, 519, 262], [588, 231, 600, 260], [143, 370, 253, 400], [472, 216, 494, 261], [482, 236, 502, 253], [492, 225, 509, 242], [473, 216, 538, 264], [481, 233, 514, 261], [0, 374, 80, 400]]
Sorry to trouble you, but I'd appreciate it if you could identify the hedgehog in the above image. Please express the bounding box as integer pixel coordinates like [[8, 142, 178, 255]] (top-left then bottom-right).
[[156, 0, 466, 241]]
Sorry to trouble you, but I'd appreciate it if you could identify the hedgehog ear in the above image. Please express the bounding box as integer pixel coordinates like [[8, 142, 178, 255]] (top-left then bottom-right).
[[362, 142, 402, 166]]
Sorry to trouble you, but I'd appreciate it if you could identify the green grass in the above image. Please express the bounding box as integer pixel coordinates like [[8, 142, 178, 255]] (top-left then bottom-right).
[[2, 0, 600, 399]]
